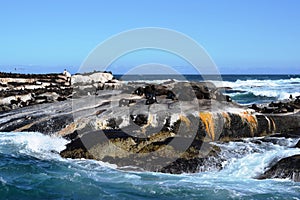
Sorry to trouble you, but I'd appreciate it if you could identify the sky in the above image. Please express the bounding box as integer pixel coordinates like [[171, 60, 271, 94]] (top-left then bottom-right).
[[0, 0, 299, 74]]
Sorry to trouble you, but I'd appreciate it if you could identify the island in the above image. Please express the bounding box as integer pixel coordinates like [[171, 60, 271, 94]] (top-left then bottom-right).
[[1, 71, 300, 180]]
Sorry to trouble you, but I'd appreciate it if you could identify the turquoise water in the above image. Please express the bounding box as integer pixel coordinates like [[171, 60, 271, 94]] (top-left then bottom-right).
[[1, 132, 300, 200]]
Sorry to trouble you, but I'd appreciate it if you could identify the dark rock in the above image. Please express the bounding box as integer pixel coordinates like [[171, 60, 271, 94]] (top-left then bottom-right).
[[63, 131, 79, 140], [24, 114, 74, 134], [258, 155, 300, 182], [295, 140, 300, 148]]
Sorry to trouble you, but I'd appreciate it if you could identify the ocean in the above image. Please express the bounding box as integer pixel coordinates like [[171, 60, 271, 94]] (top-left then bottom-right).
[[1, 74, 300, 199], [115, 74, 300, 105]]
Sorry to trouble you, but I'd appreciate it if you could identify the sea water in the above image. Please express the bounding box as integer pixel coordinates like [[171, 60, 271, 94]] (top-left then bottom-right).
[[0, 132, 300, 199]]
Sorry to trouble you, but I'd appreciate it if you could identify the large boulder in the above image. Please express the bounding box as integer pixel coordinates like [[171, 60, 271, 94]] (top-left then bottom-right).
[[71, 72, 114, 85], [258, 155, 300, 181]]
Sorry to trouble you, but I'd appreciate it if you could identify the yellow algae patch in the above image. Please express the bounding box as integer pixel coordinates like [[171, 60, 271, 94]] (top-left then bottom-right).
[[179, 115, 191, 128], [222, 112, 231, 128], [58, 122, 77, 136], [240, 113, 258, 136], [199, 112, 215, 140]]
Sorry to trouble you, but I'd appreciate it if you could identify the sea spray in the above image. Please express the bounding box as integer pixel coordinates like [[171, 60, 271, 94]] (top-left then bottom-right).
[[1, 132, 300, 199], [213, 137, 300, 179]]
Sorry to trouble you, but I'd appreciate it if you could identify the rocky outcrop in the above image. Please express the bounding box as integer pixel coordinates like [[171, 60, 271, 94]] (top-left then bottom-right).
[[257, 138, 300, 182], [1, 72, 300, 175], [57, 80, 300, 173], [295, 140, 300, 148], [258, 155, 300, 181], [72, 71, 123, 96]]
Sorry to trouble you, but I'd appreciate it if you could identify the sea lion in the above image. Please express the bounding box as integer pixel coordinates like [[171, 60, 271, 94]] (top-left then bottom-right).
[[166, 90, 176, 100], [133, 87, 144, 96], [145, 96, 157, 105], [119, 98, 136, 107]]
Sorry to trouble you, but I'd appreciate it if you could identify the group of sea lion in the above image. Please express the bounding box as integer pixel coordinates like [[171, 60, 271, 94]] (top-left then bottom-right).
[[250, 95, 300, 114], [119, 82, 232, 107]]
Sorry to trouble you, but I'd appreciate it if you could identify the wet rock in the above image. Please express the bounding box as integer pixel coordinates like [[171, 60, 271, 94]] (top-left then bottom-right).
[[60, 136, 94, 159], [258, 155, 300, 182]]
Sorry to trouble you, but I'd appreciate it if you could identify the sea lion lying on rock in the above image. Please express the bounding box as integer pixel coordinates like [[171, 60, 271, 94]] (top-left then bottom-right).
[[119, 98, 136, 107], [133, 83, 232, 103], [250, 100, 297, 114], [133, 85, 176, 105], [133, 87, 144, 96]]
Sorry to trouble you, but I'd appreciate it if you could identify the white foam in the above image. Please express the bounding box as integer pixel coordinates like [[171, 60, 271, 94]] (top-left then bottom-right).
[[71, 159, 118, 170], [123, 79, 177, 85], [212, 78, 300, 89], [215, 138, 300, 179], [252, 90, 300, 100], [212, 77, 300, 102], [0, 132, 68, 159]]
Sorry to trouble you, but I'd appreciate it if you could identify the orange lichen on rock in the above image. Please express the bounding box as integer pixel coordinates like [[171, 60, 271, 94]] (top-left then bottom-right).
[[199, 112, 215, 140], [240, 113, 258, 136]]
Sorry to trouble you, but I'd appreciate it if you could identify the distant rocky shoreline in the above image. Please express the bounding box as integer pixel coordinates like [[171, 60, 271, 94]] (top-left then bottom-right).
[[0, 71, 121, 111], [1, 71, 300, 181]]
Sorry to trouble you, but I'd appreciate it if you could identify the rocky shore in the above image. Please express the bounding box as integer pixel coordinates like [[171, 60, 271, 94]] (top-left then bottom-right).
[[1, 72, 300, 180], [0, 72, 72, 111]]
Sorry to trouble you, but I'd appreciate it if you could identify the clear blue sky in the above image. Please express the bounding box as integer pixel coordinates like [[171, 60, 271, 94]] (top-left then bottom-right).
[[0, 0, 299, 74]]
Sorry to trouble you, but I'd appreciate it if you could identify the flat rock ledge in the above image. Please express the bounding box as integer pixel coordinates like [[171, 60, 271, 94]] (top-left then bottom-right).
[[1, 72, 300, 178]]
